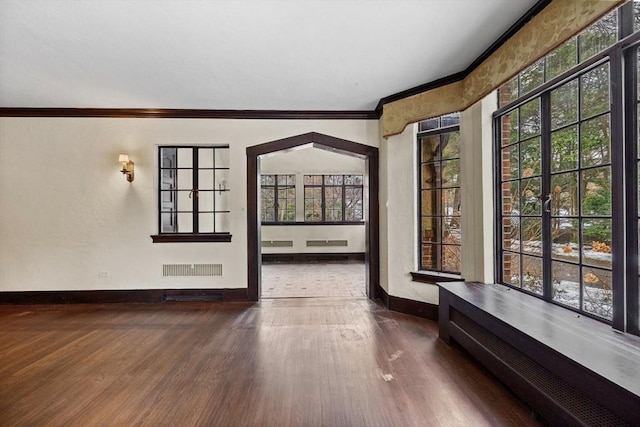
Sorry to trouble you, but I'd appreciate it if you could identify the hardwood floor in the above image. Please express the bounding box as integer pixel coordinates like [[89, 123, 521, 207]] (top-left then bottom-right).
[[0, 298, 540, 426]]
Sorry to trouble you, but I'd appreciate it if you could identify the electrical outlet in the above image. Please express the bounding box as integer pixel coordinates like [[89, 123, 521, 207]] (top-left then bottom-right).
[[98, 271, 109, 277]]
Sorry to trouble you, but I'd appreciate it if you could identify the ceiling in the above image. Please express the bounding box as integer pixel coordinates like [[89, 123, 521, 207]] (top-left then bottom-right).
[[0, 0, 538, 111]]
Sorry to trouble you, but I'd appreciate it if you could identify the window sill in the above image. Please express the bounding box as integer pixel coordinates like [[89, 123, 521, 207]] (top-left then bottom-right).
[[411, 271, 462, 284], [261, 221, 365, 226], [151, 233, 232, 243]]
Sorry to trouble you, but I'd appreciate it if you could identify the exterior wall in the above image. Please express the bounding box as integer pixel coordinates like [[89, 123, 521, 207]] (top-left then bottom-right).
[[260, 147, 366, 254], [0, 118, 378, 291]]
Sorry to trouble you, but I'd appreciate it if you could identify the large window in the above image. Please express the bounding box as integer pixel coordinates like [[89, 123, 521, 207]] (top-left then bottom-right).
[[154, 146, 231, 242], [260, 174, 295, 222], [496, 2, 639, 334], [417, 113, 461, 274], [303, 175, 363, 222]]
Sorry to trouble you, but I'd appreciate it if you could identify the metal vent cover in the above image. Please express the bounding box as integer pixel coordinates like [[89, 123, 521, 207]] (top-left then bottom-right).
[[450, 310, 630, 427], [261, 240, 294, 247], [162, 264, 222, 277], [306, 239, 348, 247]]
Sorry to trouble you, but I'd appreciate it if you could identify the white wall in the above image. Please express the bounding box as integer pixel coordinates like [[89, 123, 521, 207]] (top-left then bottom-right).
[[260, 147, 366, 254], [380, 124, 439, 304], [0, 118, 378, 291], [460, 92, 497, 283]]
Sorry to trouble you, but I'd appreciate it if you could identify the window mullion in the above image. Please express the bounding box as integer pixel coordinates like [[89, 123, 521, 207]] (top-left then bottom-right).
[[610, 47, 626, 332], [192, 148, 199, 233], [541, 92, 553, 301]]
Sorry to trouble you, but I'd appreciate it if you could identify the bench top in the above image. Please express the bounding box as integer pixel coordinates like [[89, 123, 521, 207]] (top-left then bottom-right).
[[439, 281, 640, 398]]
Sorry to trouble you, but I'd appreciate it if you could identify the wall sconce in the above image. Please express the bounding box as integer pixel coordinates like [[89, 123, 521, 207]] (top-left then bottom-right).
[[119, 153, 134, 182]]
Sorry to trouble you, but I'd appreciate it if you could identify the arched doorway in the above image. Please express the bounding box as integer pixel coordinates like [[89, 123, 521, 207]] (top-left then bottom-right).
[[246, 132, 379, 301]]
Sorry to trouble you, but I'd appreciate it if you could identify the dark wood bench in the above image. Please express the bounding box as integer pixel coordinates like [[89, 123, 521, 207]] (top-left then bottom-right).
[[438, 281, 640, 427]]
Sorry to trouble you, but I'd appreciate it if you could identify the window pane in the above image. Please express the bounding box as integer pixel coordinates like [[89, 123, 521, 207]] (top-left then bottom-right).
[[199, 213, 214, 233], [177, 169, 192, 190], [421, 163, 437, 189], [503, 217, 520, 252], [552, 262, 580, 308], [420, 118, 440, 131], [441, 159, 460, 188], [177, 148, 192, 168], [199, 190, 214, 212], [421, 135, 441, 162], [160, 212, 177, 233], [551, 79, 578, 129], [422, 190, 441, 216], [502, 145, 519, 180], [198, 169, 214, 190], [551, 125, 579, 172], [551, 172, 579, 216], [177, 212, 193, 233], [581, 167, 611, 216], [304, 175, 322, 185], [521, 177, 541, 215], [304, 187, 322, 221], [324, 175, 343, 185], [160, 147, 177, 168], [198, 148, 214, 168], [421, 217, 441, 243], [522, 255, 543, 295], [501, 109, 519, 146], [582, 267, 613, 320], [421, 244, 440, 270], [581, 63, 610, 119], [520, 99, 541, 139], [551, 218, 578, 262], [578, 11, 617, 62], [521, 218, 542, 255], [214, 191, 230, 212], [503, 181, 520, 215], [215, 170, 229, 191], [345, 187, 363, 221], [442, 244, 461, 273], [443, 188, 460, 216], [581, 114, 610, 168], [546, 38, 577, 81], [521, 137, 541, 177], [214, 148, 229, 168], [441, 131, 460, 159], [215, 212, 229, 233], [177, 190, 192, 211], [503, 252, 521, 287], [582, 219, 612, 270], [520, 59, 545, 95], [261, 175, 275, 186]]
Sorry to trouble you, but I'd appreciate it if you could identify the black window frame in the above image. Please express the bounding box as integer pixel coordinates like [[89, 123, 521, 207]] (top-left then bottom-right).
[[494, 2, 640, 335], [151, 145, 232, 243], [303, 174, 364, 223], [260, 174, 296, 223], [417, 115, 462, 276]]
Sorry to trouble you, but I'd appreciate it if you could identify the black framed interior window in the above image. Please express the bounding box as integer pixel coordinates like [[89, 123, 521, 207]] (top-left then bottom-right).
[[260, 174, 295, 222], [417, 113, 461, 274], [303, 174, 363, 222], [153, 146, 231, 242], [495, 2, 639, 334]]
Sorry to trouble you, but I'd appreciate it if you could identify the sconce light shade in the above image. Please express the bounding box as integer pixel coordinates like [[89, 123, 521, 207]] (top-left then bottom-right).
[[119, 153, 134, 182]]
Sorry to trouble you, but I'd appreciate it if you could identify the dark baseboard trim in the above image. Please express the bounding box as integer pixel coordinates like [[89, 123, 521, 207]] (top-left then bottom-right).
[[0, 108, 377, 120], [0, 288, 249, 304], [376, 286, 438, 321], [262, 252, 365, 263], [411, 271, 462, 284]]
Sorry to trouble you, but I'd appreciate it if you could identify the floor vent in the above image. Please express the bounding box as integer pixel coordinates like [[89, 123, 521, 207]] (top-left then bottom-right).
[[163, 294, 223, 302], [261, 240, 294, 247], [306, 239, 348, 247], [162, 264, 222, 277]]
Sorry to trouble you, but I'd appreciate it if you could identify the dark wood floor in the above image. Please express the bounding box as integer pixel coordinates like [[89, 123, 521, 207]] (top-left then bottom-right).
[[0, 298, 540, 426]]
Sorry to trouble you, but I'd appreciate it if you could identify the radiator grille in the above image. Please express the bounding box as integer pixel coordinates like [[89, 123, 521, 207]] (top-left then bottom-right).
[[451, 310, 630, 427], [306, 240, 348, 247], [261, 240, 294, 247], [162, 264, 222, 277]]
